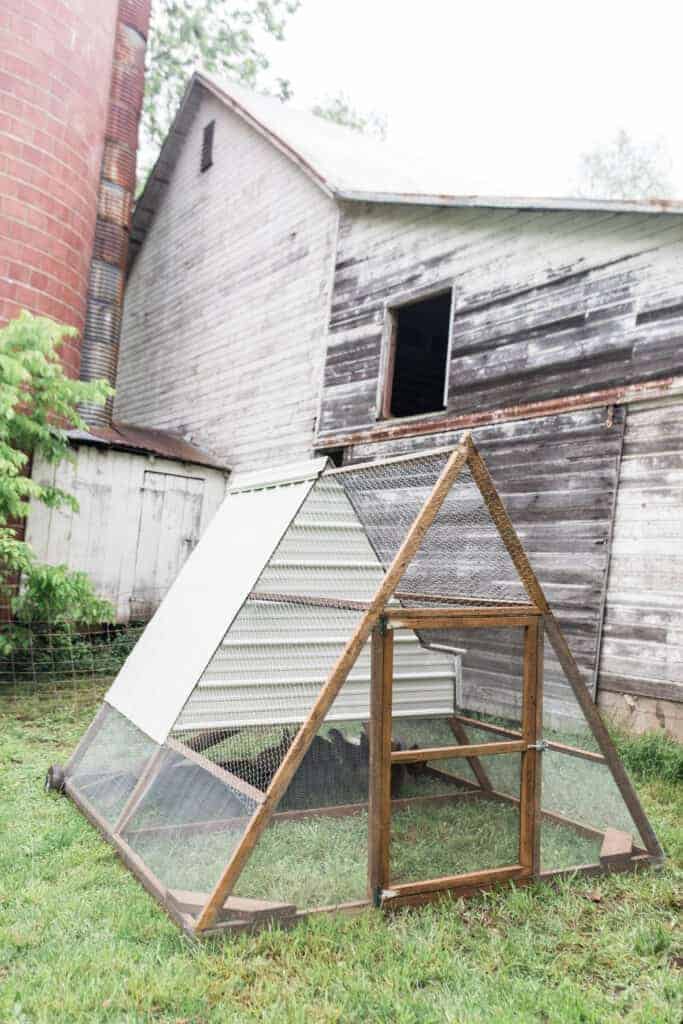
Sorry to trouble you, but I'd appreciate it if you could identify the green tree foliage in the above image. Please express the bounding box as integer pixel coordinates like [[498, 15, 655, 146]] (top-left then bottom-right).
[[312, 91, 387, 140], [12, 565, 114, 627], [141, 0, 300, 178], [577, 129, 674, 201], [0, 312, 115, 645]]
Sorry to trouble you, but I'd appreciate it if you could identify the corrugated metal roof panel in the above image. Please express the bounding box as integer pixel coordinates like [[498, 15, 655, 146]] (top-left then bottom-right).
[[176, 601, 457, 730], [106, 466, 321, 742]]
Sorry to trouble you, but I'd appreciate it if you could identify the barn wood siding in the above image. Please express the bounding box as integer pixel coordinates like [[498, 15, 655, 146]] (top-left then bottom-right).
[[598, 400, 683, 706], [117, 89, 338, 472], [25, 447, 227, 622], [344, 407, 625, 720], [317, 203, 683, 445]]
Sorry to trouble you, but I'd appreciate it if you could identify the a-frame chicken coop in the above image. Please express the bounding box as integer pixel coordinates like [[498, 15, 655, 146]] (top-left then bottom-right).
[[51, 434, 662, 937]]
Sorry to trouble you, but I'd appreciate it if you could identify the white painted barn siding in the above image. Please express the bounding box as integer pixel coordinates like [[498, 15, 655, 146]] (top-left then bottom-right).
[[25, 446, 227, 622], [597, 399, 683, 736], [116, 89, 338, 472]]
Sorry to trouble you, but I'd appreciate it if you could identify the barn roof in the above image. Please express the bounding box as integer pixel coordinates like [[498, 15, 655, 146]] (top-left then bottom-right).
[[129, 71, 683, 270]]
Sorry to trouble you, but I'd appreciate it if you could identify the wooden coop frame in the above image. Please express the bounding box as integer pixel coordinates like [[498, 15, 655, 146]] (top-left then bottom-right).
[[59, 434, 663, 937]]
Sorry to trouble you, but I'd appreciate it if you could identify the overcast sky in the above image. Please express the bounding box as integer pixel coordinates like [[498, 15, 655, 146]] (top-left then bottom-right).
[[261, 0, 683, 198]]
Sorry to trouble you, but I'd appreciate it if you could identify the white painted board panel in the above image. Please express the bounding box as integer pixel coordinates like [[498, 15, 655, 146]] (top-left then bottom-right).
[[106, 466, 322, 743]]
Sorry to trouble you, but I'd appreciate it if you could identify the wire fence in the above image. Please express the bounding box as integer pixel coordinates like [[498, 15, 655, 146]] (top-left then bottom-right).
[[0, 583, 176, 703], [0, 620, 146, 702]]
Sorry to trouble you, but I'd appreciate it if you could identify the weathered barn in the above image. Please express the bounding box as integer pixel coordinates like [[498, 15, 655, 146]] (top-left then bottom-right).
[[109, 73, 683, 736]]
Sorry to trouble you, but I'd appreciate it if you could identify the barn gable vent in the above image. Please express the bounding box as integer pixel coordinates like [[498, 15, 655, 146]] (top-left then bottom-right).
[[200, 120, 215, 172]]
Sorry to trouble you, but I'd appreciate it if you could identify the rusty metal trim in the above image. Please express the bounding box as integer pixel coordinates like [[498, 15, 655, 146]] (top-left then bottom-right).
[[316, 376, 683, 452]]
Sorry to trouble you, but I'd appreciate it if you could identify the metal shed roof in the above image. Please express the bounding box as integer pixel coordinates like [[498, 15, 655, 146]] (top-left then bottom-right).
[[130, 72, 683, 270], [68, 421, 228, 471]]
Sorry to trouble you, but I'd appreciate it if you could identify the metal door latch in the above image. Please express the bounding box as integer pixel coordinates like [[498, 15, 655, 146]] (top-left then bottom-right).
[[527, 740, 548, 752]]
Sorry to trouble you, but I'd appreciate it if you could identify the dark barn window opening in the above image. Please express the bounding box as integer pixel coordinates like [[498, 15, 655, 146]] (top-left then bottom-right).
[[385, 290, 452, 418], [200, 120, 215, 172]]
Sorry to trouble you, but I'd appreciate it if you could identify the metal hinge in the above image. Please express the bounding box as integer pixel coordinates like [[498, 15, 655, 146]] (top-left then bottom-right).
[[527, 740, 548, 752]]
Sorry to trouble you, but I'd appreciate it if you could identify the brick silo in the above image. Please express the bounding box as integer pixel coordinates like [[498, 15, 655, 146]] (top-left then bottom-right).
[[0, 0, 150, 381]]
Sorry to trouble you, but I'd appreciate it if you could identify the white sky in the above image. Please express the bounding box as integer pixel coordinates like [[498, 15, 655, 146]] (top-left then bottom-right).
[[261, 0, 683, 198]]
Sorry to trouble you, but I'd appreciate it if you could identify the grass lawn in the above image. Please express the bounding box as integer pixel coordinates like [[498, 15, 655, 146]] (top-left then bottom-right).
[[1, 686, 682, 1023], [125, 794, 597, 907]]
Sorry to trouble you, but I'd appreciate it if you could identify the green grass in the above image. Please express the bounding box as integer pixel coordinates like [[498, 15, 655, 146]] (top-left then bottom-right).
[[615, 730, 683, 785], [125, 794, 597, 907], [1, 687, 682, 1023]]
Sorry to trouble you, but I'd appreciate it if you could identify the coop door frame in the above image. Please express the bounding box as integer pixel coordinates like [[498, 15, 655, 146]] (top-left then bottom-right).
[[368, 607, 544, 906]]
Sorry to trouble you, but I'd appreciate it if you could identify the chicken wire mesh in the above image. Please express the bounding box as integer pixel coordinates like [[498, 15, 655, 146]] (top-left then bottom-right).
[[253, 452, 528, 607], [340, 457, 528, 605], [66, 704, 157, 827], [417, 624, 526, 726], [538, 675, 649, 870], [119, 744, 260, 896], [229, 623, 521, 911], [255, 474, 385, 601], [0, 620, 144, 698], [389, 754, 522, 886], [385, 625, 524, 887], [170, 598, 367, 794], [232, 715, 374, 912], [127, 592, 462, 912]]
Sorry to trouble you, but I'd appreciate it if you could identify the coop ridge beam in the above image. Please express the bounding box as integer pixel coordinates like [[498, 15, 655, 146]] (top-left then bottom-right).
[[249, 591, 370, 611], [388, 613, 539, 630], [394, 590, 532, 607], [385, 605, 540, 619], [195, 437, 472, 932]]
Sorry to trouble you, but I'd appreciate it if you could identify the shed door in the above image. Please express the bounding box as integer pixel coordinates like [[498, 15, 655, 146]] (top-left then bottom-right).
[[131, 471, 205, 619]]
